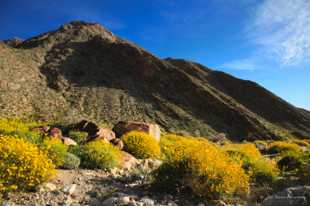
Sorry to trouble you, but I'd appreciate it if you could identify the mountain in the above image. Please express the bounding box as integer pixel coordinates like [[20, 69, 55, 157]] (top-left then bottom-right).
[[1, 21, 310, 141]]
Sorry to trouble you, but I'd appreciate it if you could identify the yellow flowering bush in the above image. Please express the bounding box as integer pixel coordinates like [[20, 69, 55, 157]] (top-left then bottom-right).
[[291, 139, 310, 147], [0, 118, 42, 143], [267, 141, 302, 155], [250, 158, 279, 183], [79, 140, 122, 169], [224, 143, 262, 162], [40, 138, 68, 167], [155, 134, 249, 198], [224, 143, 279, 184], [0, 135, 55, 193], [122, 131, 161, 159]]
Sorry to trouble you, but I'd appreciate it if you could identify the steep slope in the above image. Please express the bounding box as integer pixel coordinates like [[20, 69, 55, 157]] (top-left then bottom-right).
[[1, 21, 310, 140]]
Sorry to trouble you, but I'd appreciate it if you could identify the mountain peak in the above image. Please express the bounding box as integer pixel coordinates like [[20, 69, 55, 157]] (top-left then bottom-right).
[[59, 20, 113, 35], [16, 21, 117, 49], [1, 21, 310, 140]]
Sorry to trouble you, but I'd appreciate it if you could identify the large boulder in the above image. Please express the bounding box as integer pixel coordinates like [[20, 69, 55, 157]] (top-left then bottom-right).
[[87, 128, 116, 142], [121, 151, 139, 170], [113, 121, 160, 141], [68, 120, 99, 136]]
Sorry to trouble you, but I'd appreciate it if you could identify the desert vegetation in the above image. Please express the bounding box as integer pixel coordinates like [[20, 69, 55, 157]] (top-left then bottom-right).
[[1, 118, 310, 205]]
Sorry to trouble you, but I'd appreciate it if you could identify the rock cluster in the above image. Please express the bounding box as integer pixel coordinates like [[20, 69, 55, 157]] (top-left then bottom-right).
[[7, 159, 169, 206], [33, 120, 161, 150]]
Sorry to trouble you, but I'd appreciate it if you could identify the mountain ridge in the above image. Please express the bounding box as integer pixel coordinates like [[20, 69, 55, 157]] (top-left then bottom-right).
[[1, 21, 310, 140]]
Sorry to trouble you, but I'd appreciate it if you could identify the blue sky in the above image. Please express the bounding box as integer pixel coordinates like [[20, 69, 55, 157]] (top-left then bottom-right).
[[1, 0, 309, 110]]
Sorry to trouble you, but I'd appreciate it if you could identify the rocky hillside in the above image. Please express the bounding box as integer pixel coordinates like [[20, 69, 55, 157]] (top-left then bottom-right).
[[1, 21, 310, 140]]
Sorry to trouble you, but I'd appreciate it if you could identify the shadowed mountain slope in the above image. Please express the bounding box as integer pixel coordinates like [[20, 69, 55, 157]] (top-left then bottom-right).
[[1, 21, 310, 140]]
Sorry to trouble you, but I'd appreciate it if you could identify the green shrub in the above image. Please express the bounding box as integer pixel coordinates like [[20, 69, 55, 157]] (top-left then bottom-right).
[[122, 131, 161, 159], [296, 152, 310, 183], [62, 153, 80, 169], [68, 144, 81, 156], [277, 151, 303, 171], [68, 131, 88, 144], [0, 135, 55, 193], [154, 134, 249, 199], [79, 140, 122, 170], [40, 138, 68, 167]]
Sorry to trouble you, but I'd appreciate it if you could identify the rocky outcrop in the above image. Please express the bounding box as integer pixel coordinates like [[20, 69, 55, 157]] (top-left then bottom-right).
[[69, 120, 99, 136], [86, 128, 116, 142], [113, 121, 161, 141]]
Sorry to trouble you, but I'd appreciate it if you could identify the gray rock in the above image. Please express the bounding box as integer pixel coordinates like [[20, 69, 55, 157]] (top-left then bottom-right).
[[127, 200, 138, 206], [113, 192, 128, 197], [262, 196, 307, 206], [118, 196, 131, 204], [167, 202, 178, 206], [285, 186, 310, 197], [63, 196, 73, 206], [102, 197, 118, 206], [63, 184, 77, 195], [140, 197, 155, 206], [2, 200, 15, 206], [136, 202, 144, 206]]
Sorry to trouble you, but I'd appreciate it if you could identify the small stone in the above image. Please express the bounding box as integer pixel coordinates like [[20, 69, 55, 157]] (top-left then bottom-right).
[[262, 196, 307, 206], [64, 196, 73, 206], [118, 196, 131, 204], [63, 184, 77, 195], [127, 200, 138, 206], [167, 202, 178, 206], [113, 192, 128, 197], [212, 200, 227, 206], [102, 197, 118, 206], [2, 200, 15, 206], [136, 202, 144, 206], [41, 183, 57, 192], [140, 197, 155, 206], [62, 137, 77, 146], [164, 195, 173, 201]]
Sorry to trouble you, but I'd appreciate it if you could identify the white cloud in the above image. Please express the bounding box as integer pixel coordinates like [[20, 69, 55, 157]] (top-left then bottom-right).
[[220, 57, 263, 71], [248, 0, 310, 66]]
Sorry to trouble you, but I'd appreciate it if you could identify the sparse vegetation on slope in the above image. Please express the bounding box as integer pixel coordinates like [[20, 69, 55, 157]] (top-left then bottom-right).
[[1, 21, 310, 140]]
